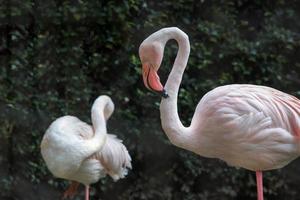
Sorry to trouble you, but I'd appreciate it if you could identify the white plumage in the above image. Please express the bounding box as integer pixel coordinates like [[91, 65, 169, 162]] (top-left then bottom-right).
[[41, 95, 131, 199]]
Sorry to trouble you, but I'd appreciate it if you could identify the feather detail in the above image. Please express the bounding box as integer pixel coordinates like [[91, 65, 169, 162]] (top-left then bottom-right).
[[94, 134, 132, 181]]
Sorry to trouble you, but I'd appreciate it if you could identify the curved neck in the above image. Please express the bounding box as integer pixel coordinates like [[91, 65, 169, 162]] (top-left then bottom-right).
[[159, 28, 192, 149], [91, 95, 114, 137]]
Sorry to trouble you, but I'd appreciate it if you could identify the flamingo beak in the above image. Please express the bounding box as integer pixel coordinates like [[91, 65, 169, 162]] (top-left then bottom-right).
[[142, 63, 168, 98]]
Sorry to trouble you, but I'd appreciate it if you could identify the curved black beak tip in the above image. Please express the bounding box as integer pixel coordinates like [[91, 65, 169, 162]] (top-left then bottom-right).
[[161, 89, 169, 98]]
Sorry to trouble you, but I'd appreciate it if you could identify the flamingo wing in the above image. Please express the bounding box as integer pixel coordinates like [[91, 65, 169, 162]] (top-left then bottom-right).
[[208, 85, 300, 137], [222, 111, 298, 170], [94, 134, 132, 181], [196, 85, 300, 170], [268, 89, 300, 137], [204, 85, 300, 170]]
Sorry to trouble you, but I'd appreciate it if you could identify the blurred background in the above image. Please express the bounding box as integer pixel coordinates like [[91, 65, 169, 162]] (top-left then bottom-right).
[[0, 0, 300, 199]]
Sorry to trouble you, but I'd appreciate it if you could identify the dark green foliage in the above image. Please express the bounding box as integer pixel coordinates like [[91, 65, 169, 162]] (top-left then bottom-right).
[[0, 0, 299, 199]]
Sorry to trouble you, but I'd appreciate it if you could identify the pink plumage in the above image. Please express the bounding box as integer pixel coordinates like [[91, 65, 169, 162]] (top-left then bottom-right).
[[139, 27, 300, 200], [191, 84, 300, 171]]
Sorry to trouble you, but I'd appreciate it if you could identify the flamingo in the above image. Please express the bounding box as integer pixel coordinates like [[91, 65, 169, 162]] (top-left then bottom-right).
[[40, 95, 132, 200], [139, 27, 300, 200]]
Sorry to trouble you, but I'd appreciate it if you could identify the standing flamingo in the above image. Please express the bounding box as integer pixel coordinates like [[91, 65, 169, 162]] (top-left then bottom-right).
[[41, 95, 132, 200], [139, 27, 300, 200]]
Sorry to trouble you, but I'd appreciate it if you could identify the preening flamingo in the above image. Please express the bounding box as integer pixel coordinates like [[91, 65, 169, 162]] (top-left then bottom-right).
[[41, 95, 132, 200], [139, 27, 300, 200]]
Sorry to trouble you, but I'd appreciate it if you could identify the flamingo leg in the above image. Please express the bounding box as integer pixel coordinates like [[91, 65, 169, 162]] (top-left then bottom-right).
[[85, 185, 89, 200], [256, 171, 264, 200], [63, 181, 80, 199]]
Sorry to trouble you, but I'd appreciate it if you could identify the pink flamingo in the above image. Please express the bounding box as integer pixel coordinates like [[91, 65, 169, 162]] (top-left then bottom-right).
[[41, 95, 132, 200], [139, 27, 300, 200]]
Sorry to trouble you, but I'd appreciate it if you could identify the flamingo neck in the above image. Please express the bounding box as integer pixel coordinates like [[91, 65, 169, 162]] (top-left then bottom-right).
[[91, 95, 114, 141], [159, 28, 193, 149], [66, 96, 114, 162]]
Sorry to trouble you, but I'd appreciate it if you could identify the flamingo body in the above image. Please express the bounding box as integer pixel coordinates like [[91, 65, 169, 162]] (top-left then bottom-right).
[[189, 84, 300, 171], [41, 95, 132, 199], [41, 116, 96, 182]]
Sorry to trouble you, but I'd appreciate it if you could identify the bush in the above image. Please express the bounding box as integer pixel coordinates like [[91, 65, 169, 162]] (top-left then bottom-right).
[[0, 0, 299, 199]]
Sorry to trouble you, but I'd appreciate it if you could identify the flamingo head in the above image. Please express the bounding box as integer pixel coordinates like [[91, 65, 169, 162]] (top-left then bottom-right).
[[139, 41, 168, 98]]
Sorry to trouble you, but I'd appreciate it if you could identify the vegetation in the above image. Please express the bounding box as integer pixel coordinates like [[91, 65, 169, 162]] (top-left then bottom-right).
[[0, 0, 299, 199]]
